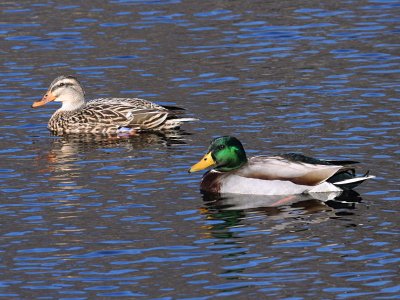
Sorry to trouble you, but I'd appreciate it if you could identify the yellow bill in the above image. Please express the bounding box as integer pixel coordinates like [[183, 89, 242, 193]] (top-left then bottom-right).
[[189, 152, 216, 173]]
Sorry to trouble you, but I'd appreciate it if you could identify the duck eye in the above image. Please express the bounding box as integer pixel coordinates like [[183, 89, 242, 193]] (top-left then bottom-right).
[[59, 83, 65, 87], [218, 145, 225, 150]]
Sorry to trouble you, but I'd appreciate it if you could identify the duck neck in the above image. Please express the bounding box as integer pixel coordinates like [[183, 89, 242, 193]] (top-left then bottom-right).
[[215, 152, 248, 172], [57, 92, 85, 112]]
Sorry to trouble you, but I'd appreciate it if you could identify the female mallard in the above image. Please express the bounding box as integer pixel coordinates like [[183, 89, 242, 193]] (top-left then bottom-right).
[[32, 75, 197, 135], [189, 136, 374, 195]]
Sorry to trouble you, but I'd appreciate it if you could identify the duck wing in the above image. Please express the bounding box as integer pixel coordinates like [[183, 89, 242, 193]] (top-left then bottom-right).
[[77, 98, 172, 130], [88, 98, 167, 110], [235, 155, 347, 186], [279, 153, 359, 166]]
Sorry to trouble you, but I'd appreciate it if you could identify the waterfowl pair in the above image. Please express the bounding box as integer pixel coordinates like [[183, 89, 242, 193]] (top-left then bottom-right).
[[32, 77, 374, 196], [189, 136, 375, 195], [32, 75, 196, 135]]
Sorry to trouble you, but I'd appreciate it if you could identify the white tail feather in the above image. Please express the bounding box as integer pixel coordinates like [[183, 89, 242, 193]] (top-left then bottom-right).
[[163, 118, 198, 129], [334, 175, 375, 185], [173, 118, 199, 122]]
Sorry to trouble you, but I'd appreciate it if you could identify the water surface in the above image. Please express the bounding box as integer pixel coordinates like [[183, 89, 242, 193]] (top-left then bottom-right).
[[0, 0, 399, 298]]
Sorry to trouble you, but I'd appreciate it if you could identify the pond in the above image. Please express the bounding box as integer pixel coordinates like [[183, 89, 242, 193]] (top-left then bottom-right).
[[0, 0, 399, 298]]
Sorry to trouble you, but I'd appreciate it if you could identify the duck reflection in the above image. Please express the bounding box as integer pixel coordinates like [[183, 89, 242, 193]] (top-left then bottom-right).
[[200, 190, 363, 234], [36, 130, 189, 163], [52, 130, 190, 153], [33, 130, 191, 183]]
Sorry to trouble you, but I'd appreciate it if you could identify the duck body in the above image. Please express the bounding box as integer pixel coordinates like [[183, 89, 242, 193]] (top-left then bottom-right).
[[47, 97, 190, 135], [33, 76, 196, 135], [189, 136, 374, 196]]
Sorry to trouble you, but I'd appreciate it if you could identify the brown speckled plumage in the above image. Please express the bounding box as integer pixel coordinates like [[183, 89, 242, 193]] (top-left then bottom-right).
[[33, 76, 197, 135]]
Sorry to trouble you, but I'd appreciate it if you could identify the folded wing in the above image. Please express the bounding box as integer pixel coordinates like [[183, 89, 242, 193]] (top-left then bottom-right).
[[236, 155, 346, 186]]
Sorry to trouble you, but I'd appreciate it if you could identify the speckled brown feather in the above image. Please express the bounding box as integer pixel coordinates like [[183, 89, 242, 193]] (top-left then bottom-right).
[[38, 76, 196, 135], [48, 98, 193, 134]]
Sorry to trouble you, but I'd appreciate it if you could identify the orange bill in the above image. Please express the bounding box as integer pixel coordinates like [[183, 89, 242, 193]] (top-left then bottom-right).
[[31, 91, 56, 108], [189, 152, 216, 173]]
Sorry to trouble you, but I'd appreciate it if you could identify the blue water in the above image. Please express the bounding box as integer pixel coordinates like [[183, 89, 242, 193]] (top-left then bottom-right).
[[0, 0, 399, 298]]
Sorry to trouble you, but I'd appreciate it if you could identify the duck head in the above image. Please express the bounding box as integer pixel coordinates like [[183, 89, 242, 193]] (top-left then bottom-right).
[[189, 136, 248, 173], [32, 75, 85, 111]]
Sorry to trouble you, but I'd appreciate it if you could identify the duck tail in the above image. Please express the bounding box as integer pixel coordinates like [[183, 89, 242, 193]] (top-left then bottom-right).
[[163, 118, 199, 130], [325, 159, 360, 165], [333, 171, 375, 190], [162, 105, 186, 111], [173, 117, 199, 122]]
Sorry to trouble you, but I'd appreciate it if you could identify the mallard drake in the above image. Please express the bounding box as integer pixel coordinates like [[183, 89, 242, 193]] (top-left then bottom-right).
[[32, 75, 197, 135], [189, 136, 375, 195]]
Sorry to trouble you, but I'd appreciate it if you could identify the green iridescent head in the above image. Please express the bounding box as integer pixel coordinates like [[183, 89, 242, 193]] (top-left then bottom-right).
[[189, 136, 248, 173]]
